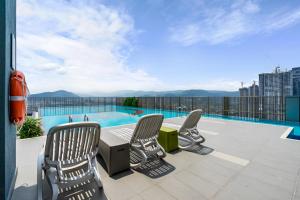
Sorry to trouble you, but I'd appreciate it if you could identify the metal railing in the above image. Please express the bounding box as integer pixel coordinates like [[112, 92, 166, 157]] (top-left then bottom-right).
[[27, 97, 117, 116], [28, 96, 286, 121], [117, 96, 285, 121]]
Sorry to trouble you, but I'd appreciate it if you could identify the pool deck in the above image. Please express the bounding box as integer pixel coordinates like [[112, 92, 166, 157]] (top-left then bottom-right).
[[12, 117, 300, 200]]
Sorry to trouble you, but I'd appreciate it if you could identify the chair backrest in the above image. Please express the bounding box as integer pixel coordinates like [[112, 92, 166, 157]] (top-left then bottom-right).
[[44, 122, 101, 163], [179, 109, 202, 133], [130, 114, 164, 144]]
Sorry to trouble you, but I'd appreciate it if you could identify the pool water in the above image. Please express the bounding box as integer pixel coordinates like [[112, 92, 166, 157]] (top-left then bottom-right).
[[41, 106, 187, 133], [40, 106, 300, 140]]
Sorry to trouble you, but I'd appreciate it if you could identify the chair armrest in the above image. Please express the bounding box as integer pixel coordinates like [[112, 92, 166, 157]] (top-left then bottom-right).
[[186, 127, 198, 134], [141, 140, 155, 148]]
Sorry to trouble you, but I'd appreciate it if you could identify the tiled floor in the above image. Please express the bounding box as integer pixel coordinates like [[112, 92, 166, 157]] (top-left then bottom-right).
[[12, 117, 300, 200]]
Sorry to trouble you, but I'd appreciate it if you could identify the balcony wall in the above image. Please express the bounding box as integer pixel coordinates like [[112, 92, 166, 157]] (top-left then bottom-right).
[[0, 0, 17, 199]]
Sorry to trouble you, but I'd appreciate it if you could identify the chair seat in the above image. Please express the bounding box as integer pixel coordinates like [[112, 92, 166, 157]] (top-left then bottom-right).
[[45, 161, 95, 188], [140, 142, 162, 157]]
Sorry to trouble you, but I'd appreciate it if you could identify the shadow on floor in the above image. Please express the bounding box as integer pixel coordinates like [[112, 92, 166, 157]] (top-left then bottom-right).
[[42, 179, 109, 200], [168, 148, 183, 155], [97, 154, 134, 180], [12, 184, 37, 200], [134, 159, 175, 179], [185, 144, 215, 155], [130, 150, 143, 166], [110, 169, 134, 180], [57, 180, 108, 200]]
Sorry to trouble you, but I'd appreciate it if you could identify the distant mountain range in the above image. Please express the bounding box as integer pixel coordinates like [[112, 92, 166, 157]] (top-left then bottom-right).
[[30, 90, 79, 97], [102, 89, 239, 97], [30, 89, 239, 97]]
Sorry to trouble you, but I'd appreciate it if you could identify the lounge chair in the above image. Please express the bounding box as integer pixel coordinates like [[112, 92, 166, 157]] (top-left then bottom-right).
[[37, 122, 102, 200], [114, 114, 166, 168], [171, 109, 205, 150]]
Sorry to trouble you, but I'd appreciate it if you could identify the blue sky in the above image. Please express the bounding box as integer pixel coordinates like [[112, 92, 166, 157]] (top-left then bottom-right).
[[17, 0, 300, 94]]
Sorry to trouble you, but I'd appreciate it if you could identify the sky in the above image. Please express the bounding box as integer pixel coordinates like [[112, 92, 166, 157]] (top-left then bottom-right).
[[17, 0, 300, 94]]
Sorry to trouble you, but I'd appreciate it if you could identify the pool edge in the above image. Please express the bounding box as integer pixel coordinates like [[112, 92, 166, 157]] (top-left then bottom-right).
[[280, 127, 294, 139]]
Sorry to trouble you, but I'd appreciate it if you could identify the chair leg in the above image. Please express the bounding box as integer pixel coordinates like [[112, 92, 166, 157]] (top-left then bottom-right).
[[156, 141, 166, 158], [91, 158, 102, 189], [94, 170, 103, 189], [37, 152, 44, 200], [197, 135, 206, 144], [130, 146, 147, 168], [51, 183, 59, 200], [178, 135, 195, 150]]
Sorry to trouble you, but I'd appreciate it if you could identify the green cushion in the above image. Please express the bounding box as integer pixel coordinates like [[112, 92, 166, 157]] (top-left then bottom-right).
[[158, 126, 179, 152]]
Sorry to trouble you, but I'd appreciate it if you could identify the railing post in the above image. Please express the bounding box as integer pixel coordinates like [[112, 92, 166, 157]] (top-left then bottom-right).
[[207, 97, 210, 114], [223, 97, 229, 116], [192, 97, 194, 111]]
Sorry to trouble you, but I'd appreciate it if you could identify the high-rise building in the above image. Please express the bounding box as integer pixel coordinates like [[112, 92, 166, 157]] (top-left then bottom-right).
[[239, 82, 259, 97], [238, 82, 259, 118], [239, 87, 249, 97], [239, 86, 249, 117], [249, 82, 259, 97], [259, 67, 292, 97], [258, 67, 291, 120], [292, 67, 300, 96]]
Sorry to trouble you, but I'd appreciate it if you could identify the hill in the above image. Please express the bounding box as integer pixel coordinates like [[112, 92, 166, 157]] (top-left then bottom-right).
[[94, 89, 239, 97], [30, 90, 79, 97], [31, 89, 239, 97]]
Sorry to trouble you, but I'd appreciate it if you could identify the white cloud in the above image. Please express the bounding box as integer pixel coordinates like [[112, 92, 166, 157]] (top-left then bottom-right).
[[170, 0, 300, 46], [17, 0, 162, 94], [266, 9, 300, 31], [243, 0, 260, 13]]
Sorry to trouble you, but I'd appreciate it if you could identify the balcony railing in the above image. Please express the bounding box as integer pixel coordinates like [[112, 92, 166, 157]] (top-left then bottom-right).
[[27, 96, 286, 121]]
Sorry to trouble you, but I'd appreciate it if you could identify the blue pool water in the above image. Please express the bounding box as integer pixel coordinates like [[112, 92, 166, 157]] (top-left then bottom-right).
[[40, 105, 300, 140], [41, 106, 187, 133]]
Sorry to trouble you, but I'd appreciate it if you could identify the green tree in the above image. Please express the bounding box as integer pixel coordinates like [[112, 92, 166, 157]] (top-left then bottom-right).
[[123, 97, 139, 107]]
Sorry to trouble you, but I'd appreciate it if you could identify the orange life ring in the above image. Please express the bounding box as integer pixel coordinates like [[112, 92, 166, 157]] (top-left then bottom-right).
[[9, 70, 28, 125]]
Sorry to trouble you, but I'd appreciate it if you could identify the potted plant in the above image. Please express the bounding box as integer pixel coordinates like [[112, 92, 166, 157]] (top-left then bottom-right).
[[17, 117, 43, 139]]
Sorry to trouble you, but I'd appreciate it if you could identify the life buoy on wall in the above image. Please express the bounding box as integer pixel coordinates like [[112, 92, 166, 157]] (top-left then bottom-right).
[[9, 70, 28, 125]]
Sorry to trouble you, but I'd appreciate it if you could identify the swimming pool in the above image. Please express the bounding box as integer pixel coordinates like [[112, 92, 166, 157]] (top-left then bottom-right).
[[40, 105, 300, 140], [41, 105, 187, 133]]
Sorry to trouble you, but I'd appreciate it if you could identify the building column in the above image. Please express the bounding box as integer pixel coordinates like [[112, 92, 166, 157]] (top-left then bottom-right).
[[0, 0, 17, 199]]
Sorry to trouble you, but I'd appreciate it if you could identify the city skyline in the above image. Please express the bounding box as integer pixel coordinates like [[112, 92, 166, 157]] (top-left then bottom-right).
[[17, 0, 300, 94], [239, 66, 300, 98]]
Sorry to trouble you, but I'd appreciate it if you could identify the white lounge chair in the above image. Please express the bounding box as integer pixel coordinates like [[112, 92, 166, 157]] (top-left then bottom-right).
[[176, 109, 205, 150], [116, 114, 166, 168], [37, 122, 102, 200]]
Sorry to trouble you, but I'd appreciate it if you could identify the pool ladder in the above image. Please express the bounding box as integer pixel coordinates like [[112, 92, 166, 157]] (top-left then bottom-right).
[[69, 115, 73, 123], [68, 115, 89, 123], [84, 114, 89, 122]]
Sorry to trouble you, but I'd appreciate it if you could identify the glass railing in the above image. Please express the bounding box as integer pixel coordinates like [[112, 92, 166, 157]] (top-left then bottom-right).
[[28, 96, 286, 121]]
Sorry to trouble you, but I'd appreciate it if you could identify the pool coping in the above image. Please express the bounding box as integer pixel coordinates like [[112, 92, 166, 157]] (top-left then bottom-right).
[[203, 116, 299, 140], [280, 127, 294, 139], [40, 113, 300, 140]]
